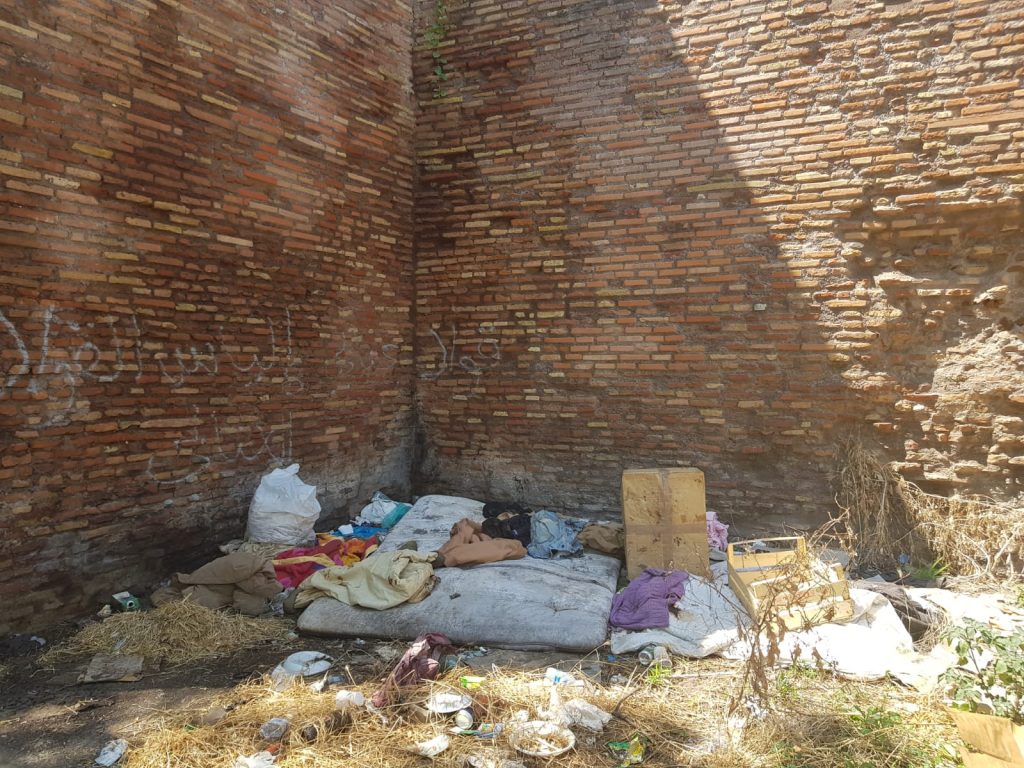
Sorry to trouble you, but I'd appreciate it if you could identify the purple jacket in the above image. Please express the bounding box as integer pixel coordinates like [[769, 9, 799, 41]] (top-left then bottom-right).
[[609, 567, 689, 630]]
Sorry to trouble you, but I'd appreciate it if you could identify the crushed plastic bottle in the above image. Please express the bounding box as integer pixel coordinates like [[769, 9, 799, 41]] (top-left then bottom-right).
[[95, 739, 128, 767]]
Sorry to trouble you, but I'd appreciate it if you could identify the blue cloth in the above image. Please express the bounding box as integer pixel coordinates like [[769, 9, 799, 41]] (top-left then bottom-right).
[[331, 525, 387, 541], [527, 510, 584, 559]]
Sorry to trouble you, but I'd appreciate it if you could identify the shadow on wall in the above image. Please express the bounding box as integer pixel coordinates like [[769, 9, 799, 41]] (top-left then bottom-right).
[[412, 0, 1024, 523]]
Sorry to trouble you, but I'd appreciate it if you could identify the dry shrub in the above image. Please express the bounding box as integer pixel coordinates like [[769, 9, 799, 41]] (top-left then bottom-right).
[[898, 482, 1024, 586], [835, 438, 922, 571], [836, 437, 1024, 584], [40, 600, 291, 667], [729, 518, 857, 710]]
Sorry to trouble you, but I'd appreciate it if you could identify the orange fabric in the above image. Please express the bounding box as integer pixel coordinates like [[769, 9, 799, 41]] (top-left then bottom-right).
[[437, 518, 527, 567]]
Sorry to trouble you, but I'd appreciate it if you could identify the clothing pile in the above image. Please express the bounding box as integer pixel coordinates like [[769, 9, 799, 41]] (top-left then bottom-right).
[[437, 518, 527, 567], [477, 501, 589, 560], [273, 534, 380, 589], [294, 550, 437, 610], [153, 552, 283, 616]]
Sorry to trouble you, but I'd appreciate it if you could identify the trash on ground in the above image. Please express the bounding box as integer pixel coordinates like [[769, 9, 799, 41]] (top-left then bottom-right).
[[269, 651, 333, 689], [299, 709, 351, 741], [426, 690, 472, 714], [67, 697, 114, 715], [245, 463, 321, 546], [373, 632, 452, 707], [111, 591, 141, 612], [507, 720, 576, 757], [459, 674, 486, 688], [192, 705, 229, 727], [948, 708, 1024, 767], [164, 552, 283, 616], [608, 733, 651, 767], [258, 717, 289, 741], [80, 654, 143, 684], [450, 723, 503, 738], [544, 667, 582, 686], [95, 739, 128, 767], [463, 755, 526, 768], [232, 751, 276, 768], [414, 733, 451, 758], [638, 645, 672, 669], [555, 699, 612, 732], [334, 689, 366, 709]]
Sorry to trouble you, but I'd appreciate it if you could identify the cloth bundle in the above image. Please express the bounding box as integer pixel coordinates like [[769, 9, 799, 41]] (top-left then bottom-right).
[[156, 552, 283, 616]]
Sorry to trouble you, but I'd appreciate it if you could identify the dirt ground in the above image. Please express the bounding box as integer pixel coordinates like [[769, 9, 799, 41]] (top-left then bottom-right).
[[0, 622, 588, 768]]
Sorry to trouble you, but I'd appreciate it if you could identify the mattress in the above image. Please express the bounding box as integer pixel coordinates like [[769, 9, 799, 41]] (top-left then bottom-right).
[[297, 495, 621, 651]]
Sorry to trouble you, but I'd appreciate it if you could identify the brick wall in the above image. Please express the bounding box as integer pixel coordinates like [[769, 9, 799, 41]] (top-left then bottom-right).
[[0, 0, 416, 632], [413, 0, 1024, 526]]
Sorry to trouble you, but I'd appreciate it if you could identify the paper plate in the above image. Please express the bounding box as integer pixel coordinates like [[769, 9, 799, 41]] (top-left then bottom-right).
[[507, 721, 576, 757], [426, 690, 472, 714]]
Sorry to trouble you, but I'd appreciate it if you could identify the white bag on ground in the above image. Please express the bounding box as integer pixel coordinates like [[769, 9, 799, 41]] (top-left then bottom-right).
[[245, 464, 321, 546]]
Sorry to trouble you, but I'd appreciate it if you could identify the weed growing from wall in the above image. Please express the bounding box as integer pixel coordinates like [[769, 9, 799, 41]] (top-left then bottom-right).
[[424, 0, 450, 98]]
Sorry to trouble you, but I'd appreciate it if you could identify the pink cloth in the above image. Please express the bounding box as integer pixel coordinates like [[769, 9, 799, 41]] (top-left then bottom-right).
[[707, 510, 729, 550], [372, 633, 452, 707]]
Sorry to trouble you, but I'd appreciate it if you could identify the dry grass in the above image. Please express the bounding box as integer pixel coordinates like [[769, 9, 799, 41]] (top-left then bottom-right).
[[40, 600, 291, 667], [836, 437, 1024, 585], [115, 656, 958, 768]]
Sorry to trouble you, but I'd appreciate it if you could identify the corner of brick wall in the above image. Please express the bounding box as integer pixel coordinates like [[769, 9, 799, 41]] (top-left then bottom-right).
[[412, 0, 1024, 524]]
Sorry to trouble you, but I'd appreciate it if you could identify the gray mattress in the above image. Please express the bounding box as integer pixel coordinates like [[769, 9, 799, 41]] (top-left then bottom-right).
[[297, 495, 621, 651]]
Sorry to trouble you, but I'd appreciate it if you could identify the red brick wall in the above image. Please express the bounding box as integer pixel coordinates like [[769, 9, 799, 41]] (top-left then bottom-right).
[[413, 0, 1024, 526], [0, 0, 416, 631]]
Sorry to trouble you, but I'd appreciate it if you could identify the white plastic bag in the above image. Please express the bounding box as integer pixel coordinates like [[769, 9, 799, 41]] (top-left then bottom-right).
[[245, 464, 320, 546]]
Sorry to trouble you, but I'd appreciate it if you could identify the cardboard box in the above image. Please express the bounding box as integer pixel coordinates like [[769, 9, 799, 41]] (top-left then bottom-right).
[[950, 709, 1024, 766], [622, 467, 709, 579]]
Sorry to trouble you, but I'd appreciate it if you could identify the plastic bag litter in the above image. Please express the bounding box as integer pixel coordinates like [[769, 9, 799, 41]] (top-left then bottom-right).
[[233, 752, 276, 768], [95, 739, 128, 767], [559, 699, 612, 731], [245, 464, 320, 546], [258, 717, 289, 741], [464, 756, 526, 768], [415, 734, 450, 757], [357, 491, 411, 528]]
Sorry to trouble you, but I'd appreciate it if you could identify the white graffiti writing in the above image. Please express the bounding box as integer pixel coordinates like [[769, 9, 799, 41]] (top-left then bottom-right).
[[420, 321, 502, 380]]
